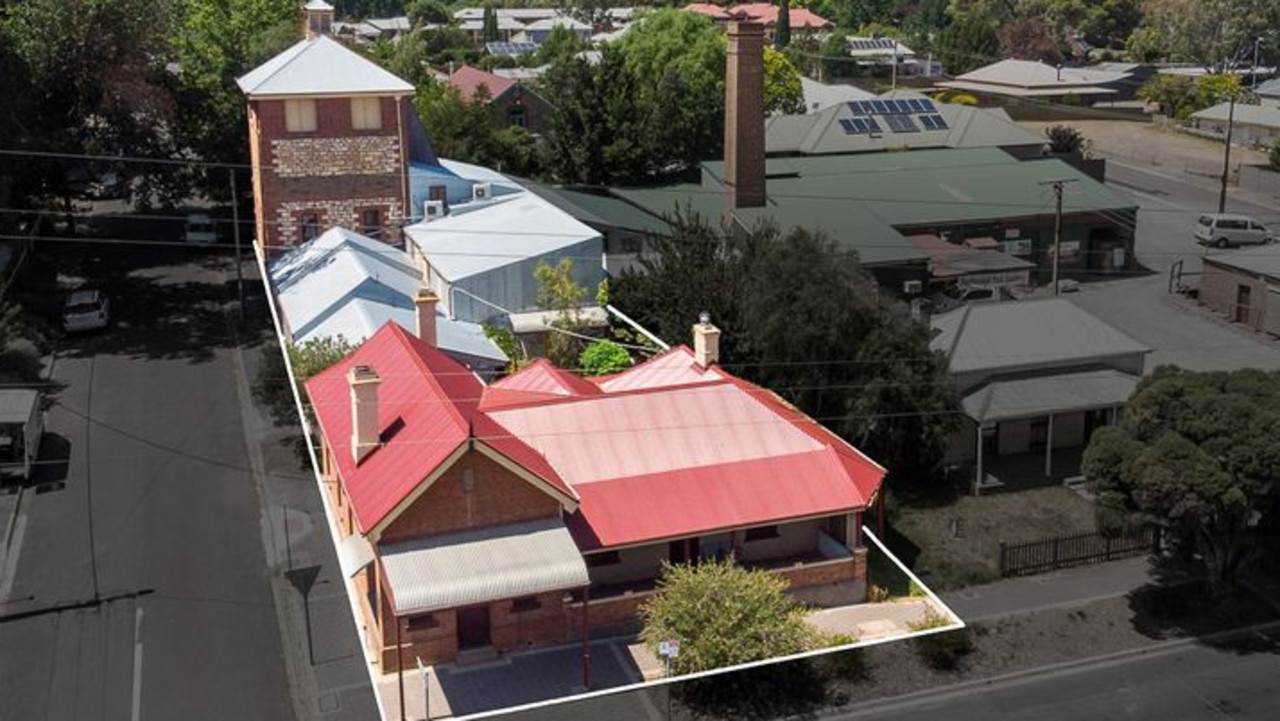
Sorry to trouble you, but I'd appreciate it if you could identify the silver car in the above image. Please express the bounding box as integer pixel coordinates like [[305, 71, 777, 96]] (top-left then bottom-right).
[[62, 289, 110, 333], [1194, 213, 1272, 248]]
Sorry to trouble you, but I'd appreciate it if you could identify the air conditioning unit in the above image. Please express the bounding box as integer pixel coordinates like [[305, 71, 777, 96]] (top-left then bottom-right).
[[472, 182, 491, 201], [424, 200, 445, 220], [903, 279, 924, 295]]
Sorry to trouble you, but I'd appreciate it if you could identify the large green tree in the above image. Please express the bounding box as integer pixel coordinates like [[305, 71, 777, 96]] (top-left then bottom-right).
[[640, 558, 818, 675], [1142, 0, 1280, 73], [934, 14, 999, 75], [614, 211, 959, 487], [1082, 367, 1280, 596]]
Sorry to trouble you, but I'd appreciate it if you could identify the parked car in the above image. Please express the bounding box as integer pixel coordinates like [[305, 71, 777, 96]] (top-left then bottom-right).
[[183, 213, 217, 244], [1194, 213, 1272, 248], [926, 284, 1015, 314], [62, 289, 111, 333]]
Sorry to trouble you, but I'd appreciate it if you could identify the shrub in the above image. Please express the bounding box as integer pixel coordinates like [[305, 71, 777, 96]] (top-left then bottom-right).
[[1270, 140, 1280, 172], [866, 585, 892, 603], [579, 339, 633, 376]]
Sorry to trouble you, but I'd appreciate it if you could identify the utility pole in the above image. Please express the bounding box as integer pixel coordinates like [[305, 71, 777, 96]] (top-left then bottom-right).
[[1254, 38, 1263, 90], [891, 42, 898, 90], [1218, 94, 1236, 214], [229, 168, 246, 323], [1040, 178, 1077, 295]]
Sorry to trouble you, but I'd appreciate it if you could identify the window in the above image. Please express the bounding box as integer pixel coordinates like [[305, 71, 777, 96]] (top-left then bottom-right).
[[284, 99, 317, 133], [298, 212, 320, 243], [510, 596, 541, 613], [585, 551, 621, 567], [744, 525, 779, 542], [361, 208, 381, 238], [508, 106, 527, 128], [407, 613, 439, 630], [351, 97, 382, 130]]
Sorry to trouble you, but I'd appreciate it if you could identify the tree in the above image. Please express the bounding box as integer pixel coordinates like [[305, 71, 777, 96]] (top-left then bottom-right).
[[820, 30, 854, 80], [482, 4, 500, 43], [639, 558, 818, 675], [579, 339, 633, 375], [1044, 124, 1089, 155], [776, 0, 792, 49], [614, 211, 959, 488], [1142, 0, 1280, 73], [1136, 74, 1195, 118], [533, 258, 591, 369], [997, 16, 1062, 64], [935, 15, 999, 75], [1195, 73, 1243, 108], [0, 301, 21, 355], [253, 335, 355, 431], [537, 25, 583, 65], [1081, 367, 1280, 596], [1125, 25, 1167, 63], [406, 0, 449, 27], [764, 46, 806, 116]]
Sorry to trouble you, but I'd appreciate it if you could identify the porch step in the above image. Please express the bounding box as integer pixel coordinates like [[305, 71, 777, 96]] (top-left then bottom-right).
[[455, 646, 498, 666]]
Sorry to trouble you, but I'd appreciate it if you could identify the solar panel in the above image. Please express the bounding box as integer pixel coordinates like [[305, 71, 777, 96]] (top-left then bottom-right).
[[883, 114, 919, 133], [918, 99, 937, 112], [866, 117, 882, 133], [906, 98, 927, 113], [897, 99, 916, 113], [839, 118, 874, 134], [846, 101, 864, 115], [919, 115, 937, 130], [870, 100, 889, 114], [926, 113, 948, 129]]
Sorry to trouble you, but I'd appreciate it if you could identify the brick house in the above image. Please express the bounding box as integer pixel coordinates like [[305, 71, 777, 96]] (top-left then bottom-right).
[[237, 1, 417, 258], [306, 309, 885, 672], [447, 65, 551, 135]]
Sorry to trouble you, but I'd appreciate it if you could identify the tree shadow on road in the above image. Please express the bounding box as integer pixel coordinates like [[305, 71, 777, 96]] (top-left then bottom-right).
[[673, 659, 833, 720], [1127, 579, 1279, 649]]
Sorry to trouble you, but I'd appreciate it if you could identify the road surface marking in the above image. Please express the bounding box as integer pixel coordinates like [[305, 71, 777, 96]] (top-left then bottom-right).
[[0, 513, 27, 603], [131, 604, 144, 721]]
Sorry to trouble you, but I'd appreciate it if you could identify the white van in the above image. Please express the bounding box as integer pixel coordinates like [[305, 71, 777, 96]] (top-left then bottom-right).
[[183, 213, 217, 244], [0, 389, 44, 482], [1194, 213, 1272, 248]]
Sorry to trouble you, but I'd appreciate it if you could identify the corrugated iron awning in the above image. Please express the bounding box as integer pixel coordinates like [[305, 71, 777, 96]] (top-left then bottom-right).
[[336, 533, 376, 578], [381, 517, 589, 615], [962, 368, 1138, 423]]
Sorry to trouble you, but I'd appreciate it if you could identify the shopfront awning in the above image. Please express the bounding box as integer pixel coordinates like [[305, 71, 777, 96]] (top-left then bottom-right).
[[380, 517, 590, 615], [962, 369, 1139, 423]]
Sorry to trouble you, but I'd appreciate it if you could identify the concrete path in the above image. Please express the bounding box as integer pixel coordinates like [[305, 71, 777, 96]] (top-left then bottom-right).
[[941, 556, 1200, 624]]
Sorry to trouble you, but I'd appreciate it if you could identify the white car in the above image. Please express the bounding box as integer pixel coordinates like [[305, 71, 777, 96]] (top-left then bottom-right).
[[62, 289, 110, 333], [1194, 213, 1272, 248], [183, 213, 217, 244]]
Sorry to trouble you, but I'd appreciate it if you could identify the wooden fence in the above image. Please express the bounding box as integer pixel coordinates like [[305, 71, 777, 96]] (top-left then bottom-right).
[[998, 527, 1161, 578]]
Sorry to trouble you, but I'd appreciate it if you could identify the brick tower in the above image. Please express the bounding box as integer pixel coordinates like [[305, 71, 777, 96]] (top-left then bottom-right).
[[237, 0, 416, 259]]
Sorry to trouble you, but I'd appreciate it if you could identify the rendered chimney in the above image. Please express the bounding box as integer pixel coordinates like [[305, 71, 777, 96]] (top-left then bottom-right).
[[348, 365, 381, 464], [414, 288, 439, 347], [723, 21, 767, 226], [693, 312, 721, 369], [303, 0, 334, 39]]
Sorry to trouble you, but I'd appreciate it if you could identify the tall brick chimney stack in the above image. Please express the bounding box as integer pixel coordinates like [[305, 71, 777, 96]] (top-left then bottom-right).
[[723, 21, 767, 226], [303, 0, 334, 40]]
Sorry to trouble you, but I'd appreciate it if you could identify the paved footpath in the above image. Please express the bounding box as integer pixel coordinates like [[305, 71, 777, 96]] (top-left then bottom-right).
[[941, 556, 1200, 624]]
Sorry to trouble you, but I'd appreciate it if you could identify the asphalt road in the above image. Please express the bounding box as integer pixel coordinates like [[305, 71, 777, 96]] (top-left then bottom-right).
[[0, 243, 295, 720], [836, 629, 1280, 720]]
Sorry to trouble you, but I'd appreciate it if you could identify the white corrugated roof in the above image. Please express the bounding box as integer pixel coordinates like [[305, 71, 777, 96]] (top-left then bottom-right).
[[380, 518, 589, 614], [931, 298, 1150, 374], [403, 191, 601, 281], [236, 34, 413, 97], [270, 228, 507, 362], [1192, 101, 1280, 130], [961, 368, 1139, 422], [0, 389, 39, 425], [951, 59, 1130, 89]]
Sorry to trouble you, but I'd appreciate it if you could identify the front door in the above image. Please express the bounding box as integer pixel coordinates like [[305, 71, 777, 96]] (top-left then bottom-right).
[[1236, 285, 1252, 325], [456, 606, 491, 650]]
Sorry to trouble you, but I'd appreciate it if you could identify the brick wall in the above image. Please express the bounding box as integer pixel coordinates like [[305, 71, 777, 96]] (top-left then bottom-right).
[[568, 590, 652, 639], [772, 556, 860, 588], [490, 591, 572, 651], [248, 95, 408, 258], [378, 450, 563, 544]]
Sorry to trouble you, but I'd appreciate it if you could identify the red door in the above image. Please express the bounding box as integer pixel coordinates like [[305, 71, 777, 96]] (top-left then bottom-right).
[[456, 606, 491, 649]]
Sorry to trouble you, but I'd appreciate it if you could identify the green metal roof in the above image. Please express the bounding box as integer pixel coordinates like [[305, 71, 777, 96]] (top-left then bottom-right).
[[552, 187, 672, 236]]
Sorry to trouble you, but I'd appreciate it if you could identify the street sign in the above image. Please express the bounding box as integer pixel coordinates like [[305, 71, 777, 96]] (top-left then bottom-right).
[[658, 640, 680, 658]]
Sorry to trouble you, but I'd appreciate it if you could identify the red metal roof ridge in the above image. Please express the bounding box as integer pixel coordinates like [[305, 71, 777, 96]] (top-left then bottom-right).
[[488, 376, 736, 413]]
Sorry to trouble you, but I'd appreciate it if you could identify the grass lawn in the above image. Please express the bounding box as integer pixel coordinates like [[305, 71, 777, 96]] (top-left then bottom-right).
[[888, 486, 1098, 591]]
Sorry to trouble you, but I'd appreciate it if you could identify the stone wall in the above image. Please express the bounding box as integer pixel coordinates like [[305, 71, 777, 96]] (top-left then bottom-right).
[[272, 135, 401, 177]]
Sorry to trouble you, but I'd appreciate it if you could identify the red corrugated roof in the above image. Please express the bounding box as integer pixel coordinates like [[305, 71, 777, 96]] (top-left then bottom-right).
[[448, 65, 516, 103], [683, 2, 732, 20], [728, 3, 832, 28], [308, 325, 884, 547], [305, 323, 573, 535]]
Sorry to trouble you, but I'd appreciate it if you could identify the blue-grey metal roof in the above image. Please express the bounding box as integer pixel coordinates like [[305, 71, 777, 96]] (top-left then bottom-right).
[[961, 368, 1140, 422], [1203, 244, 1280, 280], [931, 298, 1151, 375]]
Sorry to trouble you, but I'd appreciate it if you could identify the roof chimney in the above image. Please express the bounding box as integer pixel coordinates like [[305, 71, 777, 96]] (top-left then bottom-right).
[[348, 365, 381, 464], [693, 312, 721, 369], [414, 287, 439, 347], [303, 0, 334, 40], [723, 21, 767, 226]]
